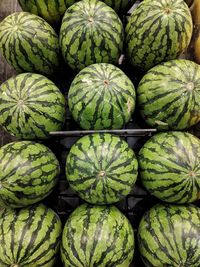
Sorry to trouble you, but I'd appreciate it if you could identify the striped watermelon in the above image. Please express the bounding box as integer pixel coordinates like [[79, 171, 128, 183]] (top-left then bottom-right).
[[66, 133, 138, 204], [18, 0, 136, 25], [0, 73, 65, 139], [138, 203, 200, 267], [138, 131, 200, 204], [0, 12, 59, 75], [59, 0, 124, 71], [61, 204, 134, 266], [0, 203, 62, 267], [0, 141, 60, 208], [68, 63, 136, 130], [125, 0, 193, 71], [137, 60, 200, 130], [18, 0, 73, 26]]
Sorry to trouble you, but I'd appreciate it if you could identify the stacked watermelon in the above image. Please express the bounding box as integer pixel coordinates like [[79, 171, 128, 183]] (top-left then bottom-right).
[[68, 63, 136, 129], [0, 0, 200, 266], [0, 1, 137, 266]]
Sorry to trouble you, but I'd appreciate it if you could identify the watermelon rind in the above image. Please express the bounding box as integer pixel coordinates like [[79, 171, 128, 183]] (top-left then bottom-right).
[[138, 131, 200, 204], [0, 73, 66, 139], [68, 63, 136, 130], [59, 0, 124, 71], [126, 0, 193, 71], [0, 12, 60, 75], [138, 203, 200, 267], [66, 133, 138, 204], [61, 203, 135, 267], [137, 59, 200, 130], [0, 141, 60, 208], [0, 203, 62, 267]]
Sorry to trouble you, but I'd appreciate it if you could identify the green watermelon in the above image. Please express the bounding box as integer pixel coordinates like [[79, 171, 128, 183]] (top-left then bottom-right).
[[138, 203, 200, 267], [0, 141, 60, 208], [138, 131, 200, 204], [0, 73, 65, 139], [18, 0, 136, 25], [125, 0, 193, 71], [68, 63, 136, 130], [18, 0, 74, 26], [137, 59, 200, 130], [0, 12, 59, 75], [59, 0, 124, 71], [61, 204, 134, 266], [66, 133, 138, 204], [0, 203, 62, 267]]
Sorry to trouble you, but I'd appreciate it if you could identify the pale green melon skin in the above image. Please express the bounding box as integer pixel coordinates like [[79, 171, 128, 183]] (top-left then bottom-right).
[[138, 204, 200, 267], [68, 63, 136, 130], [0, 203, 62, 267], [59, 0, 124, 71], [126, 0, 193, 71], [0, 12, 59, 75], [61, 204, 135, 267], [66, 133, 138, 204], [0, 73, 65, 139], [137, 59, 200, 130]]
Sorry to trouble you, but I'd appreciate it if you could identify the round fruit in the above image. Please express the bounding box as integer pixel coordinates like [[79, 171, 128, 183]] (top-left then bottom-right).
[[59, 0, 123, 71], [138, 203, 200, 267], [61, 204, 134, 267], [0, 141, 60, 208], [0, 12, 59, 75], [137, 59, 200, 130], [0, 203, 62, 267], [66, 133, 138, 204], [68, 63, 136, 130], [0, 73, 65, 139], [138, 131, 200, 204], [126, 0, 193, 71]]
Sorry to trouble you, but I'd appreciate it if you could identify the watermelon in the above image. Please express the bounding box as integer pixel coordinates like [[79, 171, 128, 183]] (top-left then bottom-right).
[[61, 204, 134, 267], [68, 63, 136, 130], [59, 0, 124, 71], [0, 12, 59, 75], [18, 0, 136, 25], [138, 203, 200, 267], [66, 133, 138, 204], [0, 203, 62, 267], [138, 131, 200, 204], [18, 0, 74, 26], [0, 73, 65, 139], [125, 0, 193, 71], [137, 59, 200, 130], [0, 141, 60, 208]]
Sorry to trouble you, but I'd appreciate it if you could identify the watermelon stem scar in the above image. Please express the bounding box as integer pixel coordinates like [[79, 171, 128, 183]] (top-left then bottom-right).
[[189, 170, 196, 177], [164, 7, 172, 14], [88, 17, 94, 23], [17, 99, 24, 106], [103, 80, 109, 86], [186, 82, 195, 91], [99, 170, 106, 177]]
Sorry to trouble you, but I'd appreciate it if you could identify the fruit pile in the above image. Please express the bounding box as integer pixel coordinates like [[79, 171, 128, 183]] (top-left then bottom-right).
[[0, 0, 200, 266]]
